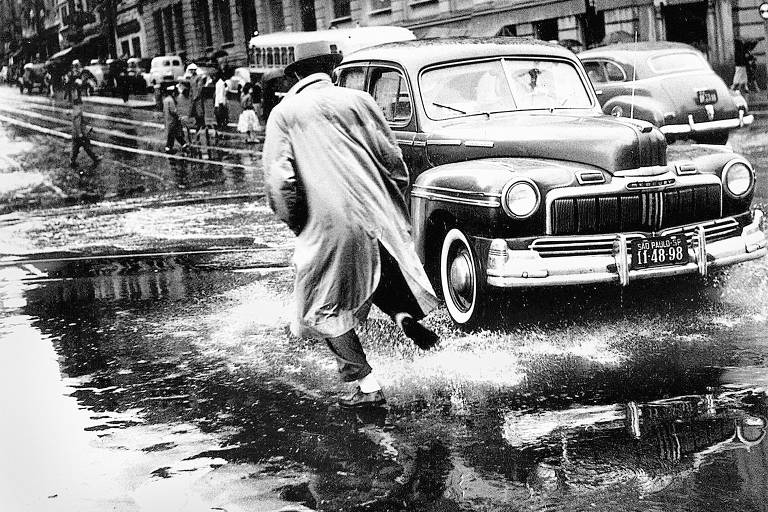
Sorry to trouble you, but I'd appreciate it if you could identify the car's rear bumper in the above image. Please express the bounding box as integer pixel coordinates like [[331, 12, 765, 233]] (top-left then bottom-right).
[[485, 210, 766, 288], [660, 111, 753, 136]]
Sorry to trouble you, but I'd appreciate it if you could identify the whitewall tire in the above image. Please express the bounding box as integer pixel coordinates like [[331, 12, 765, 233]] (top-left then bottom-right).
[[440, 228, 486, 325]]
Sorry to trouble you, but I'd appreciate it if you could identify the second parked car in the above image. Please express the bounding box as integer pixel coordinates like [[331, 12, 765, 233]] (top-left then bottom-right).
[[580, 42, 752, 145]]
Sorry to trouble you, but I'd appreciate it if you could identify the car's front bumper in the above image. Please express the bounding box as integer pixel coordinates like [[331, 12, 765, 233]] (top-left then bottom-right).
[[486, 210, 766, 288], [660, 110, 753, 136]]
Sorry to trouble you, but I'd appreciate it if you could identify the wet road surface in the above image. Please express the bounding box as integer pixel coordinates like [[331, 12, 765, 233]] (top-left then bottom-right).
[[2, 88, 768, 511], [0, 86, 261, 213], [3, 220, 768, 511]]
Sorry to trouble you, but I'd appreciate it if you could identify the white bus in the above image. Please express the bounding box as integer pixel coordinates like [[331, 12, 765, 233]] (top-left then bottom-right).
[[246, 26, 415, 118]]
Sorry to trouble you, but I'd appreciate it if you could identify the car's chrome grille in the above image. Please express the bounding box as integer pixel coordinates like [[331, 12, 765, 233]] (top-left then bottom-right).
[[530, 218, 740, 258], [550, 185, 721, 235]]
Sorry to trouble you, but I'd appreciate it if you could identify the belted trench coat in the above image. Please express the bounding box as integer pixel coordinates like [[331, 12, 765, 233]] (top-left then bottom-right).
[[263, 73, 439, 339]]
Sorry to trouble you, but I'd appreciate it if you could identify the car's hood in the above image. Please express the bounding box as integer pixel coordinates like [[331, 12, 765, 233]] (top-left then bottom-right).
[[425, 112, 666, 173]]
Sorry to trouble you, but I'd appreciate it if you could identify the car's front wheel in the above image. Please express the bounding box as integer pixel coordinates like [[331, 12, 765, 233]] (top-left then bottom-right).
[[440, 228, 488, 326]]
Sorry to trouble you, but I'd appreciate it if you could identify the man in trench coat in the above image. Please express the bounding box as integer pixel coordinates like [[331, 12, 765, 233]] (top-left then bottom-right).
[[263, 41, 440, 408]]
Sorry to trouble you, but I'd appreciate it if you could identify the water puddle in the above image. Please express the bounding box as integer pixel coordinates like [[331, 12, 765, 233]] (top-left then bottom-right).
[[1, 252, 768, 511]]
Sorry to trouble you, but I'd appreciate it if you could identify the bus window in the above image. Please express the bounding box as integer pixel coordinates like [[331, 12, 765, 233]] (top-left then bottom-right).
[[288, 47, 295, 64], [281, 48, 287, 65], [267, 48, 273, 66]]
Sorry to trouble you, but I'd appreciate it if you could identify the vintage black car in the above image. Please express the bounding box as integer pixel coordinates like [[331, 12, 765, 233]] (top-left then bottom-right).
[[579, 42, 752, 145], [336, 38, 766, 325]]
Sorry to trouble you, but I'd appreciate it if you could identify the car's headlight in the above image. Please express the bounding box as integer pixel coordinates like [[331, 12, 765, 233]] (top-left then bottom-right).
[[722, 159, 754, 197], [502, 179, 540, 218]]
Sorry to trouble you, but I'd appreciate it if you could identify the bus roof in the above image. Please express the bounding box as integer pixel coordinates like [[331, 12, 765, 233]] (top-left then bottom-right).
[[248, 26, 415, 52]]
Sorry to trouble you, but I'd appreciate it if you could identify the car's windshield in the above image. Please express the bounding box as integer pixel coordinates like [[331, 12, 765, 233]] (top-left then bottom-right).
[[420, 58, 592, 120], [647, 52, 708, 75]]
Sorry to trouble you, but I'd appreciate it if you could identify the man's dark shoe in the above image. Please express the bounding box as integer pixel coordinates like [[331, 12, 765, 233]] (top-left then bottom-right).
[[339, 388, 386, 408], [400, 316, 439, 350]]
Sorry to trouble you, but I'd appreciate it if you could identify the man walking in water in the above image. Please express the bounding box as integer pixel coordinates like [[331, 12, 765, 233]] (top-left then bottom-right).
[[65, 60, 99, 168], [263, 41, 440, 409], [163, 84, 188, 153]]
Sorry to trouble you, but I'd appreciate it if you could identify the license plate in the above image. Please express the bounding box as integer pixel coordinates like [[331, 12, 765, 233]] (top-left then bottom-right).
[[631, 234, 689, 270], [696, 89, 718, 105]]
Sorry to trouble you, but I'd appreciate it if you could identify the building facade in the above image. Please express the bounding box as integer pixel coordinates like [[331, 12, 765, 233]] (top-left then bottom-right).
[[140, 0, 258, 66], [4, 0, 768, 84], [114, 0, 147, 57], [251, 0, 768, 85], [17, 0, 60, 59]]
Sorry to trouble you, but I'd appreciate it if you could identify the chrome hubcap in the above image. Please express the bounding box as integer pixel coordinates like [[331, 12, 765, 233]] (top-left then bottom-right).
[[448, 247, 474, 312]]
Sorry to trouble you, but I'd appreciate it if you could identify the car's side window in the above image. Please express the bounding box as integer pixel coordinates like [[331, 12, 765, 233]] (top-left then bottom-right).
[[583, 61, 606, 84], [337, 67, 366, 90], [605, 62, 626, 82], [369, 67, 412, 124]]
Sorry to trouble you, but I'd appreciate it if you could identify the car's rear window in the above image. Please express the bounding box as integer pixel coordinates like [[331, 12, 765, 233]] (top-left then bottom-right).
[[648, 52, 708, 75]]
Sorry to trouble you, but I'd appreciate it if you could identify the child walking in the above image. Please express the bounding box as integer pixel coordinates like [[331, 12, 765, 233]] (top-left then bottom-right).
[[237, 83, 261, 144]]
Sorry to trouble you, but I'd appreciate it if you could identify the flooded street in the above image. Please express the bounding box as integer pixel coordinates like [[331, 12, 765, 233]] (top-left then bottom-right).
[[2, 87, 768, 511]]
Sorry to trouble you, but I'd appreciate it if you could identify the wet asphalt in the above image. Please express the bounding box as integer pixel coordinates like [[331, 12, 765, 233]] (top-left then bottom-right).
[[1, 86, 768, 511]]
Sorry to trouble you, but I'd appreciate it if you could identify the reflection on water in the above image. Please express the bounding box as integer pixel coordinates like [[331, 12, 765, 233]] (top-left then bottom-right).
[[2, 258, 768, 511]]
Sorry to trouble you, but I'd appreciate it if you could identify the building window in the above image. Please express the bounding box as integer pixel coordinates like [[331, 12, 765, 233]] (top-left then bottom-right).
[[533, 18, 558, 41], [59, 5, 69, 26], [333, 0, 350, 19], [216, 0, 233, 43], [173, 3, 186, 50], [497, 25, 516, 37], [153, 10, 165, 54], [121, 40, 130, 55], [194, 0, 213, 47], [269, 0, 285, 32], [239, 0, 259, 41], [132, 36, 141, 57], [163, 6, 175, 52], [370, 0, 389, 12]]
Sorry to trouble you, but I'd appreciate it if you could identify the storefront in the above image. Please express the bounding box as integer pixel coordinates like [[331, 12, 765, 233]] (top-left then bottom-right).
[[407, 0, 587, 42]]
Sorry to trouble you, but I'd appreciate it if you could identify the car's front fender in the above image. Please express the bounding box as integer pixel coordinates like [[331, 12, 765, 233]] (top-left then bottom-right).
[[602, 95, 666, 126], [410, 158, 580, 260]]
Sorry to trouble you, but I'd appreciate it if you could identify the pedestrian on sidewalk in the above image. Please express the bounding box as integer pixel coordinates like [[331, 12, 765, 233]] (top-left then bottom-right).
[[263, 41, 440, 409], [65, 60, 99, 168], [214, 73, 229, 132], [115, 53, 129, 103], [732, 39, 749, 93], [163, 85, 188, 154], [237, 83, 260, 143], [187, 63, 206, 131]]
